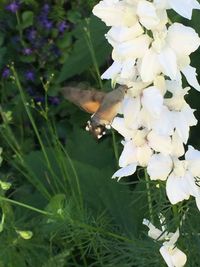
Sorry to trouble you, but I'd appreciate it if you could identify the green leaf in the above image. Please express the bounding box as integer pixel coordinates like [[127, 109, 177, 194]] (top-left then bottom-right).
[[57, 33, 72, 49], [0, 33, 5, 47], [19, 55, 36, 63], [21, 11, 34, 29], [57, 15, 111, 83], [46, 194, 66, 215], [0, 47, 7, 68]]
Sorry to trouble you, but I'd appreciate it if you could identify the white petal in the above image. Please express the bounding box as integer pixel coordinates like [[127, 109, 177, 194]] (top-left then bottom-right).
[[148, 131, 172, 155], [120, 59, 136, 79], [171, 131, 185, 157], [195, 195, 200, 211], [184, 171, 200, 198], [170, 247, 187, 267], [154, 0, 169, 9], [160, 245, 174, 267], [185, 146, 200, 177], [112, 163, 137, 180], [92, 1, 137, 27], [143, 218, 164, 240], [167, 229, 180, 246], [152, 106, 174, 136], [137, 1, 160, 30], [142, 86, 163, 117], [140, 48, 162, 82], [111, 117, 133, 139], [160, 245, 187, 267], [172, 106, 197, 144], [147, 153, 173, 181], [123, 96, 141, 129], [166, 173, 191, 205], [158, 47, 178, 80], [136, 144, 153, 167], [181, 65, 200, 91], [119, 140, 137, 167], [101, 61, 122, 80], [168, 23, 200, 57], [106, 23, 144, 45], [114, 34, 151, 60], [168, 0, 200, 19]]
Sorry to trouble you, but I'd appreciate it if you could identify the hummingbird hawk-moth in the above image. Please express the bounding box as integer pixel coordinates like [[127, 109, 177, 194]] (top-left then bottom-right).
[[61, 85, 127, 139]]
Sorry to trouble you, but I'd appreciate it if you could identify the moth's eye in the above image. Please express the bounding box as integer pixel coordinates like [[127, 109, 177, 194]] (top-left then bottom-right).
[[95, 127, 102, 134]]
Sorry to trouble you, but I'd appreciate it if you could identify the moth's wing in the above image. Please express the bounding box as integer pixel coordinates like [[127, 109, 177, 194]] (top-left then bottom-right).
[[92, 86, 127, 124], [61, 86, 106, 114]]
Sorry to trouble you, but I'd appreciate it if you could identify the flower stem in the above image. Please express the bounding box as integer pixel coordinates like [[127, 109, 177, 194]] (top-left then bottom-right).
[[16, 11, 25, 48], [144, 168, 154, 223]]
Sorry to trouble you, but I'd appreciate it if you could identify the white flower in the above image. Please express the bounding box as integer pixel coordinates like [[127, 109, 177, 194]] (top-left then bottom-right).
[[113, 34, 151, 61], [155, 0, 200, 19], [140, 23, 200, 82], [136, 0, 168, 30], [147, 131, 172, 155], [181, 65, 200, 91], [166, 146, 200, 210], [112, 130, 153, 180], [171, 104, 197, 144], [141, 86, 164, 118], [101, 59, 136, 82], [112, 163, 137, 181], [92, 0, 138, 27], [105, 22, 144, 45], [143, 218, 187, 267], [147, 153, 173, 181]]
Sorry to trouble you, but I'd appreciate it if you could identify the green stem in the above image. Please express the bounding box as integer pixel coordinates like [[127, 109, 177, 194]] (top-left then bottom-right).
[[144, 169, 154, 223], [111, 130, 119, 166], [16, 11, 25, 48], [11, 66, 61, 193], [84, 20, 103, 89], [0, 196, 51, 216]]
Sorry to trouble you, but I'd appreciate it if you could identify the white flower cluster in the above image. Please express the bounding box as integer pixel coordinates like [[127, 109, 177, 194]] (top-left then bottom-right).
[[143, 216, 187, 267], [93, 0, 200, 210], [93, 1, 200, 265]]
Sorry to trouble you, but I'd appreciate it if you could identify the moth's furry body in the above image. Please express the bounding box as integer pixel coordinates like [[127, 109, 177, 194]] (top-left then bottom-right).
[[61, 85, 127, 138]]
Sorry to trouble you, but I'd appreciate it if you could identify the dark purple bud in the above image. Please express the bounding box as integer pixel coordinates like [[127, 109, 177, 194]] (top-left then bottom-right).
[[58, 21, 69, 33], [26, 87, 35, 96], [51, 45, 61, 57], [25, 70, 35, 81], [6, 1, 20, 13], [23, 48, 32, 55], [11, 35, 20, 45], [2, 67, 10, 79], [42, 4, 50, 14], [26, 28, 37, 42], [34, 96, 45, 103], [43, 19, 53, 30], [49, 96, 60, 105]]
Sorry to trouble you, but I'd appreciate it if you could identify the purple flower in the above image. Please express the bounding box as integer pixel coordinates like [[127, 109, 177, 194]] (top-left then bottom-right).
[[38, 14, 53, 30], [50, 45, 61, 57], [6, 1, 20, 13], [58, 21, 69, 33], [2, 67, 10, 78], [49, 96, 60, 105], [23, 48, 32, 55], [25, 70, 35, 81], [26, 28, 37, 42], [43, 19, 53, 30], [42, 4, 50, 14], [34, 96, 45, 103]]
